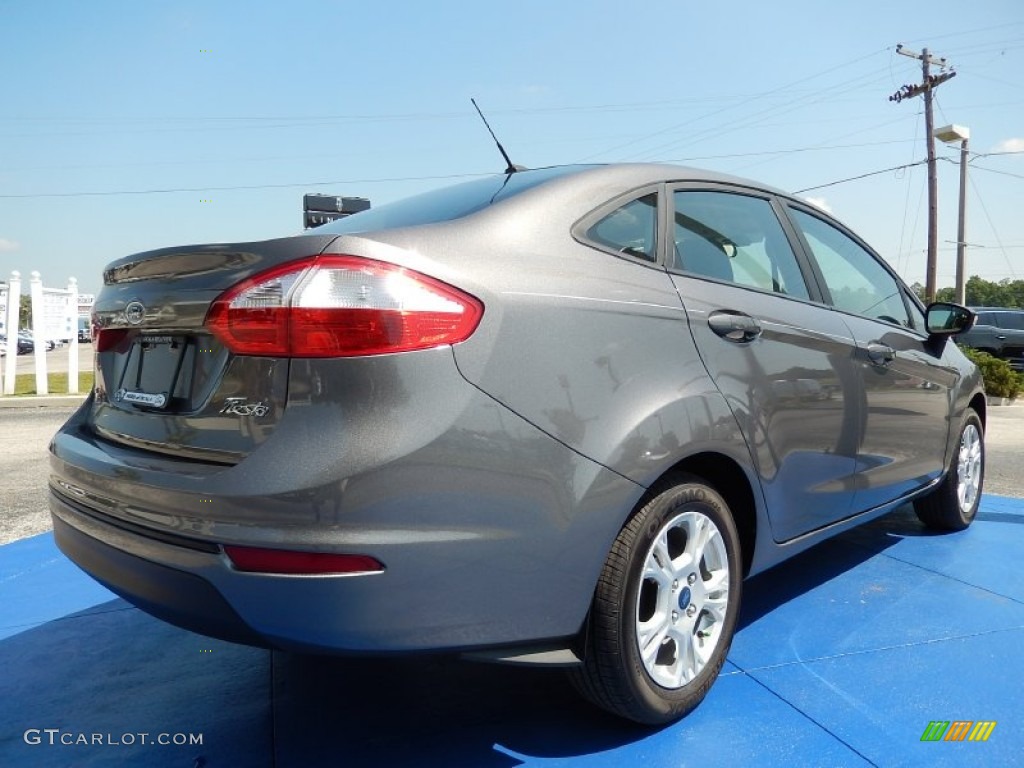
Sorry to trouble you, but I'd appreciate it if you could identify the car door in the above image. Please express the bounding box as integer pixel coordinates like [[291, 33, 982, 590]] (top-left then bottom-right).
[[785, 204, 958, 511], [667, 186, 863, 542]]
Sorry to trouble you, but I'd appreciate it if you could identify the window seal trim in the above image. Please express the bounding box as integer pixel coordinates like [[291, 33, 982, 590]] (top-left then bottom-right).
[[665, 183, 821, 303], [571, 184, 664, 267]]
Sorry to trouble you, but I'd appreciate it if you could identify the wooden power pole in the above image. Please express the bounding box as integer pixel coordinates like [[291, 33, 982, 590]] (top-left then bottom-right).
[[890, 45, 956, 303]]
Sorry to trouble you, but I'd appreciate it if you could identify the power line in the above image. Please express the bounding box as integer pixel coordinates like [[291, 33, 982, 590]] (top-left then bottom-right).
[[626, 66, 897, 163], [901, 21, 1024, 45], [971, 150, 1024, 161], [730, 115, 914, 174], [970, 164, 1024, 181], [897, 109, 924, 277], [968, 172, 1017, 279], [0, 87, 911, 131], [577, 47, 890, 162], [0, 172, 494, 199], [3, 151, 1017, 203], [0, 138, 928, 199], [661, 137, 916, 164], [792, 160, 929, 194]]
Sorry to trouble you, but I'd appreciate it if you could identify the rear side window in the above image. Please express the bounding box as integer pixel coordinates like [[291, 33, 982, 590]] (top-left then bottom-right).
[[976, 312, 996, 326], [790, 208, 911, 327], [584, 194, 658, 261], [998, 312, 1024, 330], [672, 191, 810, 299]]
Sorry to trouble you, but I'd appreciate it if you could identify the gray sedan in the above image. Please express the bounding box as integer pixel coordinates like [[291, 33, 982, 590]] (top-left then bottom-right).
[[49, 163, 984, 724]]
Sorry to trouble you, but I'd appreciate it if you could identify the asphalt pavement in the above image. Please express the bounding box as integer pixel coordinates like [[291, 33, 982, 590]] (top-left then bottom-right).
[[0, 395, 1021, 767], [0, 401, 1021, 546], [0, 341, 91, 377], [0, 406, 78, 544]]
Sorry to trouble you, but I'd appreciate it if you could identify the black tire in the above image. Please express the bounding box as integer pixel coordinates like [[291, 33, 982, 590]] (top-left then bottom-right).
[[570, 474, 742, 725], [914, 409, 984, 531]]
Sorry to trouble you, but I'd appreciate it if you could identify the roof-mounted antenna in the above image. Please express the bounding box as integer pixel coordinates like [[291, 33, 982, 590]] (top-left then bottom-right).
[[470, 98, 524, 175]]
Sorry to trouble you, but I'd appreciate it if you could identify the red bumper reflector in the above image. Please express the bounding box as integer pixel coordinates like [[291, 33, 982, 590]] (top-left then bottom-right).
[[223, 545, 384, 575]]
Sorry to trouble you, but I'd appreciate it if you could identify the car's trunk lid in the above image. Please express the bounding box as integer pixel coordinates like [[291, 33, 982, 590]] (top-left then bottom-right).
[[89, 234, 337, 462]]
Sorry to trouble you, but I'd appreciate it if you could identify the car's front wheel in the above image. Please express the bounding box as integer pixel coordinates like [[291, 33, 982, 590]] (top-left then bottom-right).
[[570, 475, 742, 724], [914, 408, 984, 531]]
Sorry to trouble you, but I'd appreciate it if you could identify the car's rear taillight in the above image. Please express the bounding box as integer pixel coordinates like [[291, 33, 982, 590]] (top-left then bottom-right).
[[223, 545, 384, 575], [205, 256, 483, 357], [93, 325, 129, 353]]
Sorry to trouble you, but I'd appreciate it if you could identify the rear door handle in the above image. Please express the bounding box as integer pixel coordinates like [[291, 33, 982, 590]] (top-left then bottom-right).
[[866, 343, 895, 365], [708, 311, 762, 343]]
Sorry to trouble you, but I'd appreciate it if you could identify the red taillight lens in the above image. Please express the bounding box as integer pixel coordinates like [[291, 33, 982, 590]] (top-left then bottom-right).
[[223, 545, 384, 575], [94, 326, 130, 353], [206, 256, 483, 357]]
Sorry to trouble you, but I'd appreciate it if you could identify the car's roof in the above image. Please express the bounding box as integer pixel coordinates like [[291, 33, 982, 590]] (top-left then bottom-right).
[[516, 162, 790, 197], [309, 162, 799, 242]]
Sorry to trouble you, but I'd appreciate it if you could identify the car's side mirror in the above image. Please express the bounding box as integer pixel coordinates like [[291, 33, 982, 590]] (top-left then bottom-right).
[[925, 302, 976, 336]]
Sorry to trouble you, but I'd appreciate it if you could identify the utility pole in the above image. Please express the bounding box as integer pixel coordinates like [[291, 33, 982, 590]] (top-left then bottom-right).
[[890, 45, 956, 303], [936, 125, 971, 304], [954, 135, 969, 304]]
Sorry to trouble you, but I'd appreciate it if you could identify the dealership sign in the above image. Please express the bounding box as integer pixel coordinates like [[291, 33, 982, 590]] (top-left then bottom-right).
[[77, 293, 95, 316], [41, 285, 75, 342]]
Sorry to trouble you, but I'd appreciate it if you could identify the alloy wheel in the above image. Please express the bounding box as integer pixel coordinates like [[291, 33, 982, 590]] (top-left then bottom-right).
[[956, 423, 983, 514], [635, 510, 730, 688]]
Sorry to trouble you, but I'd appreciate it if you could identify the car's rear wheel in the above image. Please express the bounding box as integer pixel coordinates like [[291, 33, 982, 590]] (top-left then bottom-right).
[[570, 475, 741, 724], [914, 409, 984, 531]]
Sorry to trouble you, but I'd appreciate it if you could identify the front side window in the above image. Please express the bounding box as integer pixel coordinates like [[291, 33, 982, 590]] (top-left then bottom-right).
[[672, 191, 810, 299], [790, 208, 911, 327], [584, 194, 658, 261]]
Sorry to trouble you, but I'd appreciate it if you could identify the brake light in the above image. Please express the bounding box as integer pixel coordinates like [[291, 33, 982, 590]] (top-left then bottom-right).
[[205, 256, 483, 357], [224, 545, 384, 575]]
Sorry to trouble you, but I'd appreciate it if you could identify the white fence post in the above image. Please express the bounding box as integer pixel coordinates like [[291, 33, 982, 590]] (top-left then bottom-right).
[[67, 277, 79, 394], [30, 271, 47, 395], [4, 271, 22, 395]]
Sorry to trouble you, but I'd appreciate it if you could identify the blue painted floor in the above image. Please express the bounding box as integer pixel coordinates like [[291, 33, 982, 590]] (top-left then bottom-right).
[[1, 497, 1021, 767]]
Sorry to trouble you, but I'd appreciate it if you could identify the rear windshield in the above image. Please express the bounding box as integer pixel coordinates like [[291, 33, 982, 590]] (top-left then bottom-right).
[[306, 165, 590, 235]]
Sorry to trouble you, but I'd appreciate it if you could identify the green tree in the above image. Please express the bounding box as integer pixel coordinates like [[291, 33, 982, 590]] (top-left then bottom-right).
[[19, 294, 30, 330], [964, 276, 1024, 308], [927, 276, 1024, 308]]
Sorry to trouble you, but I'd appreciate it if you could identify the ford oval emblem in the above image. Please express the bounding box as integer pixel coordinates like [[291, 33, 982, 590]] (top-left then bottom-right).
[[678, 586, 692, 611], [124, 301, 146, 325]]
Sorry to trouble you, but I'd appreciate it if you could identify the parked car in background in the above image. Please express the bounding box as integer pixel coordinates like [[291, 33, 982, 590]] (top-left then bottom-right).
[[5, 332, 34, 354], [956, 307, 1024, 370], [50, 163, 985, 725], [78, 317, 92, 343], [18, 330, 55, 352]]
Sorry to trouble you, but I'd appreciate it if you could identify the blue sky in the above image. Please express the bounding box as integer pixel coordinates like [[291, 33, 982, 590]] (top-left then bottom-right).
[[1, 0, 1022, 298]]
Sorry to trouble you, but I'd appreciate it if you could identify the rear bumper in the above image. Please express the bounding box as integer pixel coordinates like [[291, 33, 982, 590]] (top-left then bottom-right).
[[51, 497, 266, 647], [48, 352, 644, 653]]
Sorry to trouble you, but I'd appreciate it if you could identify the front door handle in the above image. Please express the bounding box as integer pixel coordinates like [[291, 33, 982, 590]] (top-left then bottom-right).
[[708, 311, 762, 343], [866, 343, 896, 365]]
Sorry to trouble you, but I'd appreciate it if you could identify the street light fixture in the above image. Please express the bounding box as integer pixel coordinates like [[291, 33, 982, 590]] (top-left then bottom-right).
[[934, 124, 970, 305]]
